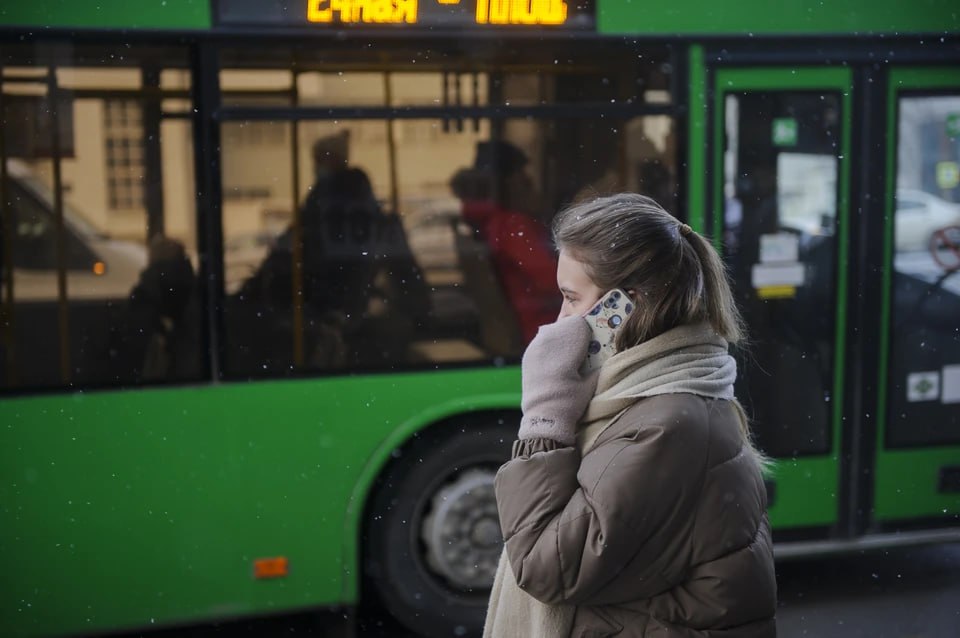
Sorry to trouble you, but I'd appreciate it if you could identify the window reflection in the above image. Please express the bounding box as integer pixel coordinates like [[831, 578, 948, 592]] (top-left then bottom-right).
[[0, 46, 679, 388], [220, 43, 679, 378], [220, 106, 676, 378], [0, 52, 200, 390], [449, 140, 557, 347], [225, 125, 432, 373], [887, 94, 960, 446]]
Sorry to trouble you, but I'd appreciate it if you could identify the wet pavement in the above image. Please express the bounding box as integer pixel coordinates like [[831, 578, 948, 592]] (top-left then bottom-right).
[[128, 542, 960, 638]]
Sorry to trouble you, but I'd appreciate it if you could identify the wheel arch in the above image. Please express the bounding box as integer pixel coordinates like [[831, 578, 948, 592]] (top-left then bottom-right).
[[338, 394, 521, 603]]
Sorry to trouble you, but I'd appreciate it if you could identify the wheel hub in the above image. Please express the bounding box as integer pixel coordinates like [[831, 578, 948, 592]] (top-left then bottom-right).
[[421, 468, 503, 590]]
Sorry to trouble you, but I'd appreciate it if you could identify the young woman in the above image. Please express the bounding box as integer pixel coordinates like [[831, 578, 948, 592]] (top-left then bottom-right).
[[484, 193, 777, 637]]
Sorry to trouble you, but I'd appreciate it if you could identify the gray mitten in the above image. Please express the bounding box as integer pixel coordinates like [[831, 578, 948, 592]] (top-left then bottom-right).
[[518, 315, 600, 446]]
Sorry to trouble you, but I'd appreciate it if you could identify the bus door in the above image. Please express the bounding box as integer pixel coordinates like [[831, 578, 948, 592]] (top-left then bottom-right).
[[712, 68, 852, 533], [874, 68, 960, 531]]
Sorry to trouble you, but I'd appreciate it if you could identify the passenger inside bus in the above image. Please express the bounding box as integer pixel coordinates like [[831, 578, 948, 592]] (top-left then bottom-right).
[[230, 131, 428, 374], [449, 141, 559, 345], [126, 235, 200, 382]]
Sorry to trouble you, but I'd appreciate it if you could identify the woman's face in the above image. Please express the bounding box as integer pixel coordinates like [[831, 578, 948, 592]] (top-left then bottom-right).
[[557, 249, 605, 318]]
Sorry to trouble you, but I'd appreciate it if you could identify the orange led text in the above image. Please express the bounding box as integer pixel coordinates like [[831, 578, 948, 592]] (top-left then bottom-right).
[[307, 0, 419, 24], [476, 0, 568, 25]]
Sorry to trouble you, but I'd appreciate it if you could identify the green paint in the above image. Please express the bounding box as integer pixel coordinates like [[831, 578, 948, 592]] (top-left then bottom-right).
[[598, 0, 960, 35], [715, 67, 854, 92], [875, 66, 960, 522], [0, 368, 520, 638], [712, 67, 854, 527], [687, 44, 707, 233], [766, 457, 838, 527], [0, 0, 211, 30], [711, 67, 725, 253], [874, 450, 960, 519], [833, 76, 853, 489]]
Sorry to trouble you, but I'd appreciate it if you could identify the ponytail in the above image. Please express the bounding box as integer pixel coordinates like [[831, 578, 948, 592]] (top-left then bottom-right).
[[683, 230, 746, 345]]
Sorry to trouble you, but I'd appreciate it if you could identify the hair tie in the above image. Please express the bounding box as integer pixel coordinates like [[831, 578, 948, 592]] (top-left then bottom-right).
[[679, 223, 693, 237]]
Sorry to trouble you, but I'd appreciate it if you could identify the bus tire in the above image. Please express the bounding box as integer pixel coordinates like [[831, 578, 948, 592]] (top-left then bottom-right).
[[363, 413, 517, 638]]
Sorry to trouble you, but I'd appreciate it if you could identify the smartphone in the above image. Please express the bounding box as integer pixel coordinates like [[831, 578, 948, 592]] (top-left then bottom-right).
[[581, 288, 634, 373]]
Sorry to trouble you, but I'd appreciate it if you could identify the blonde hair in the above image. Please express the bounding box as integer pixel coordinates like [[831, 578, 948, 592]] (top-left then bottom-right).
[[553, 193, 744, 349], [553, 193, 768, 468]]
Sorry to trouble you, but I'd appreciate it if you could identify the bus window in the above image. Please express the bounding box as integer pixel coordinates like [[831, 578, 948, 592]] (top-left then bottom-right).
[[221, 119, 557, 376], [220, 114, 675, 378], [217, 48, 677, 378], [0, 49, 201, 390], [887, 94, 960, 446]]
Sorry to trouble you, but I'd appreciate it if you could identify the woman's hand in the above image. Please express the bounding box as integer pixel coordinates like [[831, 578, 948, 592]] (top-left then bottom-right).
[[517, 315, 599, 446]]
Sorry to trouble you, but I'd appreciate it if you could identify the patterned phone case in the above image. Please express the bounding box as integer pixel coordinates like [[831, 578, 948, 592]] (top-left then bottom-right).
[[581, 289, 634, 373]]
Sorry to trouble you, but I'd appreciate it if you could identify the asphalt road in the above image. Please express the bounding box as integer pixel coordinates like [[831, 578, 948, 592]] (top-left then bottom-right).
[[132, 542, 960, 637], [775, 542, 960, 638]]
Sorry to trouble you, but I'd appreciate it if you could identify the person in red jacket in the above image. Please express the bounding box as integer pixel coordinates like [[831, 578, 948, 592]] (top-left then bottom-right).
[[451, 141, 560, 343]]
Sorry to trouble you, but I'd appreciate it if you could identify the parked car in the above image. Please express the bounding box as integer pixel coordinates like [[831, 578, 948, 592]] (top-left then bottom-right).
[[3, 160, 154, 388], [895, 188, 960, 252], [4, 159, 148, 302]]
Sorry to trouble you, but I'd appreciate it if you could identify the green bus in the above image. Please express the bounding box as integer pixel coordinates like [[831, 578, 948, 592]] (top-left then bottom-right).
[[1, 1, 959, 636]]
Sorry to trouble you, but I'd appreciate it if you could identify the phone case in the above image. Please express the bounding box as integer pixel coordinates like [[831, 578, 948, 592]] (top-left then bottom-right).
[[581, 289, 634, 373]]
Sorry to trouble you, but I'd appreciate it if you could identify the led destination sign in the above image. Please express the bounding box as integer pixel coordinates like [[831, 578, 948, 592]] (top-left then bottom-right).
[[215, 0, 594, 29], [307, 0, 568, 25]]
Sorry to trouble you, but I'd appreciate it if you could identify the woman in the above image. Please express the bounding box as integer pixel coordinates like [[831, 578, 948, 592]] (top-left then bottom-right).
[[484, 193, 777, 637]]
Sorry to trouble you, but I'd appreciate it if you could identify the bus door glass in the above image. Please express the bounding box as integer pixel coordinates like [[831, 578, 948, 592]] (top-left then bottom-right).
[[874, 68, 960, 527], [714, 68, 852, 531]]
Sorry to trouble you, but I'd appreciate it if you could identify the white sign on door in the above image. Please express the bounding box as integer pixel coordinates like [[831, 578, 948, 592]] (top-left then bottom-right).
[[906, 371, 940, 402]]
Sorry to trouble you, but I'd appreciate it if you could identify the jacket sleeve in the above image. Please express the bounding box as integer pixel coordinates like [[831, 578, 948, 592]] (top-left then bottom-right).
[[494, 419, 708, 607]]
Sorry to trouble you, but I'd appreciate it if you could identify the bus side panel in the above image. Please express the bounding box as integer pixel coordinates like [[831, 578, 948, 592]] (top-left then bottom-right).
[[0, 1, 211, 30], [874, 450, 960, 521], [0, 367, 519, 638]]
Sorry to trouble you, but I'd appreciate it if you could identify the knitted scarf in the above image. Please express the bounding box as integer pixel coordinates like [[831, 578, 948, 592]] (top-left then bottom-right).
[[483, 322, 737, 638]]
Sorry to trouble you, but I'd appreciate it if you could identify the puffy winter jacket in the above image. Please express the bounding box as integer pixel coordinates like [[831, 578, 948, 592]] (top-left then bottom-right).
[[495, 393, 777, 637]]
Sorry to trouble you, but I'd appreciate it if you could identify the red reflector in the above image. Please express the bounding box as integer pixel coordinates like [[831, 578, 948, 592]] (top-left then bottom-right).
[[254, 557, 289, 579]]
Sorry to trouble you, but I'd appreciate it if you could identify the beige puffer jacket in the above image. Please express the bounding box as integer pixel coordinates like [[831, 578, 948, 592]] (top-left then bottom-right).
[[495, 393, 777, 637]]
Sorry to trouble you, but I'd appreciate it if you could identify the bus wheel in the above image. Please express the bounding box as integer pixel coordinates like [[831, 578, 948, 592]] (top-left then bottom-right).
[[363, 416, 516, 638]]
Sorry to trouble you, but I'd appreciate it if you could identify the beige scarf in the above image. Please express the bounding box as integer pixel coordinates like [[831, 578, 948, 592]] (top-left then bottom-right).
[[483, 322, 737, 638]]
